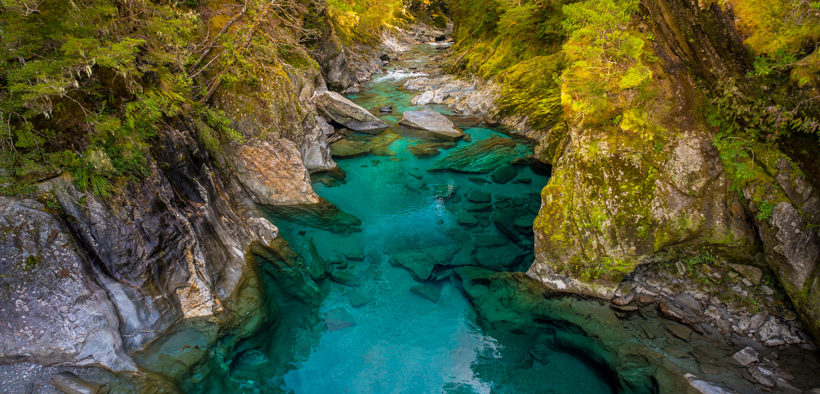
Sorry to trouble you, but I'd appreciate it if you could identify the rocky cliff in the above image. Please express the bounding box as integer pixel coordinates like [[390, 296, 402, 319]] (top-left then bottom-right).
[[0, 0, 440, 390], [440, 0, 820, 364]]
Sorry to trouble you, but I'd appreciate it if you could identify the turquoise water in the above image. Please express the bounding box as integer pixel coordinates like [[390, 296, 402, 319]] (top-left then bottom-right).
[[181, 44, 617, 393]]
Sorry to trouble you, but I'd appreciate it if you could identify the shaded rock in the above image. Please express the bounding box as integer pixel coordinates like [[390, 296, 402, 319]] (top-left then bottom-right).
[[325, 308, 356, 331], [0, 197, 136, 372], [491, 165, 517, 184], [432, 184, 457, 199], [330, 139, 372, 158], [389, 245, 460, 280], [469, 176, 489, 185], [472, 243, 527, 271], [50, 372, 102, 394], [664, 322, 692, 342], [347, 290, 371, 308], [410, 283, 443, 303], [399, 109, 464, 140], [379, 105, 393, 113], [659, 294, 703, 325], [729, 264, 763, 285], [747, 365, 775, 387], [466, 190, 492, 203], [431, 136, 530, 173], [262, 198, 361, 234], [512, 178, 532, 184], [731, 346, 759, 367], [456, 211, 479, 227], [409, 141, 457, 157], [313, 91, 387, 133]]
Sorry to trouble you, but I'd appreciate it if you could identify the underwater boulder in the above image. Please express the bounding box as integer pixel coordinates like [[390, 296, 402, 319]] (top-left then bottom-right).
[[410, 283, 443, 303], [314, 91, 387, 133], [491, 165, 517, 184], [399, 109, 464, 141], [409, 141, 457, 157], [325, 308, 356, 331], [430, 136, 531, 173]]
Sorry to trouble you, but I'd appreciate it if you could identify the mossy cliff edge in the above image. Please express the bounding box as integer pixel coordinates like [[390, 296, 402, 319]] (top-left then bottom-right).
[[448, 0, 820, 340], [0, 0, 443, 389]]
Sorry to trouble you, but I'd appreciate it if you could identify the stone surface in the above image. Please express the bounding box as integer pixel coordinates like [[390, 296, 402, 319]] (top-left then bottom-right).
[[431, 136, 530, 173], [0, 197, 135, 372], [314, 91, 387, 133], [491, 165, 517, 184], [731, 347, 759, 367], [410, 283, 443, 303], [230, 139, 320, 206], [399, 109, 464, 140]]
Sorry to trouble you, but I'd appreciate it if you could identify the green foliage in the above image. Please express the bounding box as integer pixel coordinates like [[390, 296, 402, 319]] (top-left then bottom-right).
[[326, 0, 410, 43], [23, 255, 41, 270], [756, 201, 776, 221], [751, 49, 798, 77]]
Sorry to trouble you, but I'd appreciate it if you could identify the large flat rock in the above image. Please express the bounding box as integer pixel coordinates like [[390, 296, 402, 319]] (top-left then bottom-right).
[[399, 109, 464, 141], [430, 136, 530, 173], [313, 91, 387, 133]]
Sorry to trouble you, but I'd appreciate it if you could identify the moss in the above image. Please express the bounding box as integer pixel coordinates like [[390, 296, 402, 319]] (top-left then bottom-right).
[[23, 255, 41, 270]]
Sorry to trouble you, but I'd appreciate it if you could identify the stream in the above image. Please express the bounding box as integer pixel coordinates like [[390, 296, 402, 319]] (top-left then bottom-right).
[[180, 44, 617, 393]]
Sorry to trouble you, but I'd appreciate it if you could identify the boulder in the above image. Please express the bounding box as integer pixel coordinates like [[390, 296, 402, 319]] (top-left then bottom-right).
[[431, 136, 530, 173], [409, 141, 457, 157], [491, 165, 517, 184], [230, 139, 320, 206], [399, 109, 464, 140], [731, 347, 759, 367], [410, 283, 443, 303], [313, 91, 387, 133], [325, 308, 356, 331], [0, 197, 136, 371]]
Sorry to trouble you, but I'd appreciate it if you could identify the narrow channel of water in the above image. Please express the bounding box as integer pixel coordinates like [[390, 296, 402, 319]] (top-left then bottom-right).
[[181, 44, 617, 393]]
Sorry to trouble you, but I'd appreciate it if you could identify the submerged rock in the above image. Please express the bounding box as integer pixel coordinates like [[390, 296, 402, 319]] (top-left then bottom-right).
[[325, 308, 356, 331], [491, 165, 517, 184], [409, 141, 457, 157], [389, 244, 461, 280], [431, 136, 530, 173], [410, 283, 443, 303], [314, 91, 387, 133], [330, 131, 401, 158], [347, 290, 371, 308], [399, 109, 464, 140]]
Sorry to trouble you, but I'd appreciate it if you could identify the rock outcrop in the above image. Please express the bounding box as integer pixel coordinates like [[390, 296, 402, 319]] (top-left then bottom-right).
[[399, 109, 464, 140], [0, 198, 135, 372]]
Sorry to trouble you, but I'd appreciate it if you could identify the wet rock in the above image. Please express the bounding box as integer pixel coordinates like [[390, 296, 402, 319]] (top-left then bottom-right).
[[0, 197, 136, 372], [389, 245, 460, 280], [410, 283, 443, 303], [731, 347, 759, 367], [314, 91, 387, 133], [467, 202, 492, 212], [512, 178, 532, 184], [325, 308, 356, 331], [347, 290, 371, 308], [466, 190, 492, 203], [456, 211, 479, 227], [262, 199, 361, 234], [469, 176, 490, 185], [50, 372, 102, 394], [659, 294, 703, 325], [399, 109, 464, 140], [433, 184, 457, 199], [431, 136, 530, 173], [472, 243, 527, 271], [513, 217, 532, 230], [379, 105, 393, 113], [664, 322, 693, 342], [331, 139, 372, 158], [491, 165, 517, 184], [409, 141, 457, 157]]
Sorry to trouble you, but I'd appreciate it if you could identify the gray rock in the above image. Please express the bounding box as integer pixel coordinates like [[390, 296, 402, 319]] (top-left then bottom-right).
[[729, 264, 763, 285], [664, 322, 693, 342], [314, 91, 387, 133], [399, 109, 464, 140], [0, 197, 136, 371], [731, 346, 759, 367], [747, 365, 775, 387], [51, 372, 101, 394]]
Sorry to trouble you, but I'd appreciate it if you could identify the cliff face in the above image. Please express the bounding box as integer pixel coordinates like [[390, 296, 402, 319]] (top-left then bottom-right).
[[0, 0, 415, 389], [527, 0, 820, 338], [443, 0, 820, 341]]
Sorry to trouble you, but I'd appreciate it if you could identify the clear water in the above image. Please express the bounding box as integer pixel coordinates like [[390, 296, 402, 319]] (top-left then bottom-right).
[[181, 44, 616, 393]]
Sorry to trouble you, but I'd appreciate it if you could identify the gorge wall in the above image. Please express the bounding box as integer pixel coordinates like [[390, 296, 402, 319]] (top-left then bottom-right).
[[443, 0, 820, 345]]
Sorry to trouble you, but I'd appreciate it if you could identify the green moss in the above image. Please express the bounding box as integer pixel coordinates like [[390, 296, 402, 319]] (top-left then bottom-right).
[[23, 255, 41, 270]]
